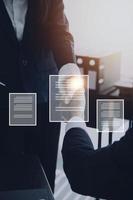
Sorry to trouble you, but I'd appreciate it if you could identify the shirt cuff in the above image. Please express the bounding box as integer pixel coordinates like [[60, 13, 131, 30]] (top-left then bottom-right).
[[65, 117, 87, 133]]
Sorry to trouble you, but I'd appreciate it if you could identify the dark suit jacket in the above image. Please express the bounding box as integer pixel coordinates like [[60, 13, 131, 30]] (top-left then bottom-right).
[[62, 127, 133, 200], [0, 0, 74, 191], [0, 0, 75, 102]]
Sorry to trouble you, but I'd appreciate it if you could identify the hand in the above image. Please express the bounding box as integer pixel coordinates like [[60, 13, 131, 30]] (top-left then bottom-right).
[[58, 63, 81, 104], [58, 63, 86, 121], [58, 75, 84, 104], [59, 86, 86, 122]]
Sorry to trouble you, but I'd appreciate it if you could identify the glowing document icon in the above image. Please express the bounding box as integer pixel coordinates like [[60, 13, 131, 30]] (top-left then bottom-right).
[[49, 75, 89, 122]]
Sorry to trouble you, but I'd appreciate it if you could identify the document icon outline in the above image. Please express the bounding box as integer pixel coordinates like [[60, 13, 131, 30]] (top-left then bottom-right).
[[9, 93, 37, 126]]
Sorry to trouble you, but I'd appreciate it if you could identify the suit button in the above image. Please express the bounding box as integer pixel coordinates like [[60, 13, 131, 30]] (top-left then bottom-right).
[[22, 59, 28, 66]]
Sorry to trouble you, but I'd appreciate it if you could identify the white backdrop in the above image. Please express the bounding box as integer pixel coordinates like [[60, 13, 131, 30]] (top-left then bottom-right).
[[64, 0, 133, 78]]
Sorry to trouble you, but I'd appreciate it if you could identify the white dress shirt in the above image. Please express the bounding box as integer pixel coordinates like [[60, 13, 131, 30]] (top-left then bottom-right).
[[3, 0, 28, 41]]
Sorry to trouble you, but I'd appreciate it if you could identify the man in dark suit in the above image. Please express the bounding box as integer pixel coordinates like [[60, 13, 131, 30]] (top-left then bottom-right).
[[62, 117, 133, 199], [0, 0, 77, 191]]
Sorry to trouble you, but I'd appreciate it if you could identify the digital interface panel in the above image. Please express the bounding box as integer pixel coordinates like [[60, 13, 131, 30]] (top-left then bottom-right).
[[97, 99, 124, 132], [49, 75, 89, 122], [9, 93, 37, 126]]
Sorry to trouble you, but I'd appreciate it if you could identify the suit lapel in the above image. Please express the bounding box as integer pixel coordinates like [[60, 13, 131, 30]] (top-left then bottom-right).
[[22, 0, 48, 49], [21, 0, 38, 50], [0, 0, 48, 47], [0, 0, 18, 45]]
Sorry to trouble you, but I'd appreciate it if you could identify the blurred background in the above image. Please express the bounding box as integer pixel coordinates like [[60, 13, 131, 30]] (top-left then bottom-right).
[[64, 0, 133, 79]]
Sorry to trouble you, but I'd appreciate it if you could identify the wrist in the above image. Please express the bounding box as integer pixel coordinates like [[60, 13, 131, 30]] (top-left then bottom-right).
[[65, 116, 86, 133]]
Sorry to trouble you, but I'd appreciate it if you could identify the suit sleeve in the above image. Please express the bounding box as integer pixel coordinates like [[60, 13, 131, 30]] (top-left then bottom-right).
[[47, 0, 76, 68], [62, 127, 133, 199]]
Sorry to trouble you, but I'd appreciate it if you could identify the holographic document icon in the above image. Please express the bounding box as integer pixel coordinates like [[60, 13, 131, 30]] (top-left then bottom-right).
[[9, 93, 37, 126]]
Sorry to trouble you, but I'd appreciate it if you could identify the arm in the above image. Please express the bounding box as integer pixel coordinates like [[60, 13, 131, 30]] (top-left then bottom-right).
[[47, 0, 76, 68], [62, 127, 133, 199]]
